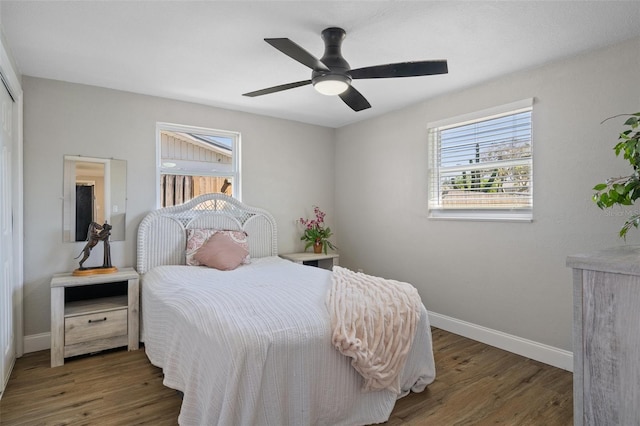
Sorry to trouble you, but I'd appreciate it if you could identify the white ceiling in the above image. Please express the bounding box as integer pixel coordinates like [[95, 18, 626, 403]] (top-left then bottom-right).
[[3, 1, 640, 128]]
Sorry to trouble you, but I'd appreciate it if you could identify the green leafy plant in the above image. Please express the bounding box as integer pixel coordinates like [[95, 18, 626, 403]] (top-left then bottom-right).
[[593, 113, 640, 238], [298, 206, 337, 254]]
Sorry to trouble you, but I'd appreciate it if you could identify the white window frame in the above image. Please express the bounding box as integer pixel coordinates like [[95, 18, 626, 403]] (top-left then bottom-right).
[[427, 98, 533, 221], [156, 122, 241, 208]]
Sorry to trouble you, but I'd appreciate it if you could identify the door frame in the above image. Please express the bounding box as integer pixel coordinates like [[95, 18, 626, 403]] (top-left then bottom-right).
[[0, 29, 25, 366]]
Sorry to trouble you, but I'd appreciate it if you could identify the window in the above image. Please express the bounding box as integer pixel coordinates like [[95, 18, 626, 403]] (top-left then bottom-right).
[[156, 123, 240, 207], [428, 99, 533, 221]]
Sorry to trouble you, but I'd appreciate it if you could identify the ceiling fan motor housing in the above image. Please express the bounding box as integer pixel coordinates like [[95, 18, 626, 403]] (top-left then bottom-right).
[[312, 27, 352, 84]]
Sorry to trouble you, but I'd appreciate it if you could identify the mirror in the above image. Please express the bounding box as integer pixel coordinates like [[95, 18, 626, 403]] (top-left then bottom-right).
[[63, 156, 127, 242]]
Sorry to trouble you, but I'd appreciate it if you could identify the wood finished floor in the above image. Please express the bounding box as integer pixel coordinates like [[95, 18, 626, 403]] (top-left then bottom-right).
[[0, 328, 573, 425]]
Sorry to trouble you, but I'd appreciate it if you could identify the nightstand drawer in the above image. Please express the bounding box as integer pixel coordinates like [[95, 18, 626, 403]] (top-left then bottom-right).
[[65, 309, 128, 345]]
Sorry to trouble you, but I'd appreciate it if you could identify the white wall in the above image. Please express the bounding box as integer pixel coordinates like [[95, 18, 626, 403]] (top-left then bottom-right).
[[335, 37, 640, 352], [22, 76, 335, 337]]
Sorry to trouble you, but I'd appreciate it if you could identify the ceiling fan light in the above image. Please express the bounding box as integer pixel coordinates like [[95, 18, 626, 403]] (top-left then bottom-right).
[[313, 75, 350, 96]]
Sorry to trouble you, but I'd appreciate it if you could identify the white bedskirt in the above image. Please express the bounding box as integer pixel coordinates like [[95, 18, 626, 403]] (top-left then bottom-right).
[[141, 257, 435, 425]]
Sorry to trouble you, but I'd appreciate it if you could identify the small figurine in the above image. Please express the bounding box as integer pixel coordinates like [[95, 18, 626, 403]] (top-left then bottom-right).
[[73, 221, 116, 275]]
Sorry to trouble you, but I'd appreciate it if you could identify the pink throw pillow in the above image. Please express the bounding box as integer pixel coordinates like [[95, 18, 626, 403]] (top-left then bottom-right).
[[193, 232, 249, 271], [186, 229, 250, 266]]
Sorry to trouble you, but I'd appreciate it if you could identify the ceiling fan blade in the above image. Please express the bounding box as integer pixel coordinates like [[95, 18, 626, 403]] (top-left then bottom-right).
[[243, 80, 312, 97], [265, 38, 331, 72], [350, 60, 448, 79], [339, 85, 371, 112]]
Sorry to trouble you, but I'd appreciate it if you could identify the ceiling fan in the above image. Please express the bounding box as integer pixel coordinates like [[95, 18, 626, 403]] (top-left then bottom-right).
[[243, 27, 448, 112]]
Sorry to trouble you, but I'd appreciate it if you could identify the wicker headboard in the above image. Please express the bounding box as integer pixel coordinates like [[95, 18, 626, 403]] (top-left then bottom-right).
[[136, 193, 278, 275]]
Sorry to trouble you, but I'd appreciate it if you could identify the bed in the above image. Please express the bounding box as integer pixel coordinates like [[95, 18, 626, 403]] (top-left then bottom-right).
[[136, 193, 436, 425]]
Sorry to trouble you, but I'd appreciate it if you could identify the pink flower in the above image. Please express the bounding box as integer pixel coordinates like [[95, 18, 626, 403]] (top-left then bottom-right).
[[297, 206, 337, 253]]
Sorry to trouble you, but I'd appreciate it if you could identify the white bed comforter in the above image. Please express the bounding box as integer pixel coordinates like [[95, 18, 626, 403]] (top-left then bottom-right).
[[142, 257, 435, 426]]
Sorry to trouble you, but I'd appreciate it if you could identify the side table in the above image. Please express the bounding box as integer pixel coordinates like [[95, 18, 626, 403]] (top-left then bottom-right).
[[50, 267, 139, 367], [279, 252, 339, 270]]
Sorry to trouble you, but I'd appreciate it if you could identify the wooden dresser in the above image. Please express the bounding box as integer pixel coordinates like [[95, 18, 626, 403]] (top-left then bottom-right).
[[567, 246, 640, 426]]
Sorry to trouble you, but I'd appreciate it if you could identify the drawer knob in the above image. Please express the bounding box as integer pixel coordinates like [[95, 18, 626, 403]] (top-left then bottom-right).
[[88, 317, 108, 323]]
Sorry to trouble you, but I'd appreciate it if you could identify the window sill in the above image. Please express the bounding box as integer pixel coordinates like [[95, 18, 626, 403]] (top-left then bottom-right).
[[428, 209, 533, 222]]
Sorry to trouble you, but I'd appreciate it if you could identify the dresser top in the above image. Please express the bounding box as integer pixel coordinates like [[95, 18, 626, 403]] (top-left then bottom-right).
[[567, 245, 640, 276]]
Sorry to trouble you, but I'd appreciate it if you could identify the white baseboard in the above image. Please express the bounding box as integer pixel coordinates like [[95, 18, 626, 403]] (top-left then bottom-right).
[[23, 332, 50, 354], [428, 311, 573, 372], [24, 316, 573, 372]]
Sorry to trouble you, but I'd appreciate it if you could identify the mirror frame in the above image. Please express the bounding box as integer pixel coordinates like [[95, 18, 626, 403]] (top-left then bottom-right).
[[63, 155, 127, 242]]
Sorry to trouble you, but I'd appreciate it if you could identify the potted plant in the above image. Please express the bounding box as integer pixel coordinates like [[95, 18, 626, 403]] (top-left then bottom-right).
[[298, 206, 337, 254], [593, 112, 640, 238]]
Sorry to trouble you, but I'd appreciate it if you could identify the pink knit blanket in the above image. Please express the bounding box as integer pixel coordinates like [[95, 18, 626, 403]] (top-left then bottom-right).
[[326, 266, 422, 393]]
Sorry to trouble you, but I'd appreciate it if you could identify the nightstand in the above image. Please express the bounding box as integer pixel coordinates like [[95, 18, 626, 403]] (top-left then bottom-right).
[[50, 267, 139, 367], [280, 252, 339, 270]]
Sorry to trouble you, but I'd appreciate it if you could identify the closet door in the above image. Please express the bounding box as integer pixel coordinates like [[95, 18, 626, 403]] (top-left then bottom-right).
[[0, 81, 14, 397]]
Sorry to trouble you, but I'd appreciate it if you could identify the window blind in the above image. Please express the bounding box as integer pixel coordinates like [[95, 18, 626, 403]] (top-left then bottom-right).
[[428, 102, 533, 219]]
